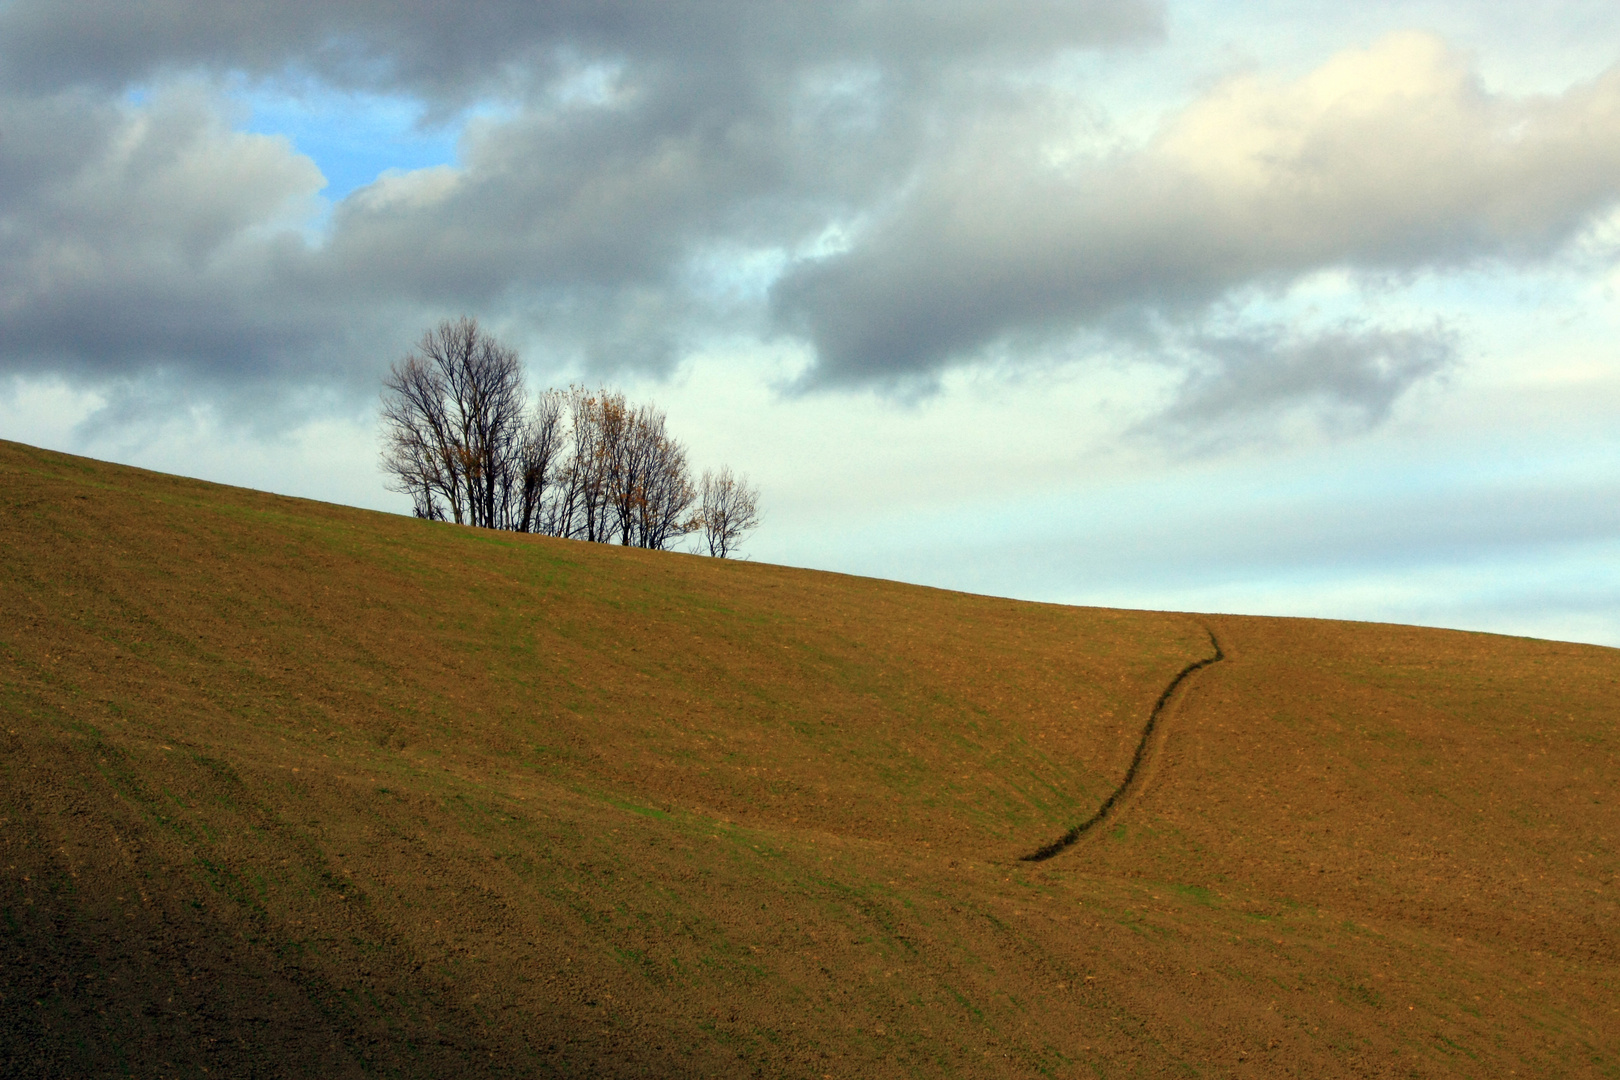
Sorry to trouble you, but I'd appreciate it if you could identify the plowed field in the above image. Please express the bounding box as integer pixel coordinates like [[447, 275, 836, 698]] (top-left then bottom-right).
[[2, 439, 1616, 1077]]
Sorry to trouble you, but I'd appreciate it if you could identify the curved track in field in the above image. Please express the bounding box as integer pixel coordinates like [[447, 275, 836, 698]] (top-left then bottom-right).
[[1021, 628, 1224, 863]]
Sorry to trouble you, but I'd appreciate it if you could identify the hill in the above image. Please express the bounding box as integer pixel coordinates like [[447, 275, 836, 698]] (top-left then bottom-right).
[[2, 438, 1617, 1078]]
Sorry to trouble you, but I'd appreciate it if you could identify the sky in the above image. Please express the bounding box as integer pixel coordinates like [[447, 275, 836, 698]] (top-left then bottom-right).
[[2, 0, 1618, 646]]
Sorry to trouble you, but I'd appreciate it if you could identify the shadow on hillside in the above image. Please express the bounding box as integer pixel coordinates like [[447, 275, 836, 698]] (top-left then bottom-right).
[[0, 773, 688, 1080]]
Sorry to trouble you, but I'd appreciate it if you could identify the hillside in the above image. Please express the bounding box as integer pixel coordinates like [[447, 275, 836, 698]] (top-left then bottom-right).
[[2, 438, 1617, 1078]]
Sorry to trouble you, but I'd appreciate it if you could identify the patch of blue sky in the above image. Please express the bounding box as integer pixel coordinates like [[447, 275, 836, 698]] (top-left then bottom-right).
[[229, 79, 462, 204]]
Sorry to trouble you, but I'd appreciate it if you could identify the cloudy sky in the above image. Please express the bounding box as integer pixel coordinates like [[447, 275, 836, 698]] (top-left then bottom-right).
[[3, 0, 1618, 646]]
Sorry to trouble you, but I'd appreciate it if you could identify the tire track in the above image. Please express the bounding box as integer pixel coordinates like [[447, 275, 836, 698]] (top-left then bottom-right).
[[1021, 628, 1224, 863]]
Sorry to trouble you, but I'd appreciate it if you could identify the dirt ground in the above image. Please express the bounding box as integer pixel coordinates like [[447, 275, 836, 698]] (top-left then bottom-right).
[[2, 438, 1617, 1078]]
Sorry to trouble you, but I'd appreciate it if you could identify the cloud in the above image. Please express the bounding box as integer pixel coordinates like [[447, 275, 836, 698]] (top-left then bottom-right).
[[0, 1, 1161, 403], [773, 32, 1620, 387], [2, 14, 1618, 436], [1144, 323, 1456, 444], [0, 1, 1162, 101], [0, 84, 338, 381]]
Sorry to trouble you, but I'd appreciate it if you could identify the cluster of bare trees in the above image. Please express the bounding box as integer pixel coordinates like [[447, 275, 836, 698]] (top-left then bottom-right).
[[381, 318, 760, 556]]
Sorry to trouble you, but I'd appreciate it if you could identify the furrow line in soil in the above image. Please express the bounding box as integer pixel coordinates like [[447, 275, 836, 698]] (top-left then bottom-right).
[[1020, 627, 1224, 863]]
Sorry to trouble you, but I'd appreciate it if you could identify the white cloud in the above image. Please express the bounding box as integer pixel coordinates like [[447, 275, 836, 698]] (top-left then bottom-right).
[[347, 164, 463, 214], [776, 32, 1620, 394]]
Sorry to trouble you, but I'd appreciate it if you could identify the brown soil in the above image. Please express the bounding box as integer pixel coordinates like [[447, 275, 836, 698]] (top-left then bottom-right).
[[2, 438, 1616, 1078]]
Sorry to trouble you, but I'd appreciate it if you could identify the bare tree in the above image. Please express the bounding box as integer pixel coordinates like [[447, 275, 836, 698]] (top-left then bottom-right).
[[623, 406, 698, 549], [640, 433, 699, 549], [380, 317, 528, 529], [514, 388, 565, 533], [606, 398, 653, 547], [384, 333, 740, 552], [535, 387, 586, 538], [699, 466, 761, 558], [380, 353, 458, 521]]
